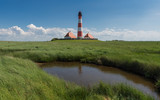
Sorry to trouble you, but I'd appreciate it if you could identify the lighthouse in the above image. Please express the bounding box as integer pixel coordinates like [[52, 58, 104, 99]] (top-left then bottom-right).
[[77, 11, 83, 39], [63, 11, 97, 40]]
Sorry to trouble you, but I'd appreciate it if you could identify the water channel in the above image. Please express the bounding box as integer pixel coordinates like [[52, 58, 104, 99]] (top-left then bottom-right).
[[39, 62, 160, 99]]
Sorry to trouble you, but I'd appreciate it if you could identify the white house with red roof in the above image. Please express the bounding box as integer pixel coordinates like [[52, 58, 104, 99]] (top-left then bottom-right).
[[64, 31, 76, 39], [84, 33, 94, 39]]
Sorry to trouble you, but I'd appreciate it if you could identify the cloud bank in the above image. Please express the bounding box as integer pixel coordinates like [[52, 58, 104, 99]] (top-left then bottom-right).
[[0, 24, 160, 41]]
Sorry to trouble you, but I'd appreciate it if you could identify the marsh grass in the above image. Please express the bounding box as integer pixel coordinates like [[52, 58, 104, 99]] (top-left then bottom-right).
[[0, 40, 160, 98], [0, 56, 154, 100]]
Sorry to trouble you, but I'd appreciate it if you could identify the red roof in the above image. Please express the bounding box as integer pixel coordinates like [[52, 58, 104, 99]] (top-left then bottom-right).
[[84, 33, 94, 38], [65, 32, 76, 38]]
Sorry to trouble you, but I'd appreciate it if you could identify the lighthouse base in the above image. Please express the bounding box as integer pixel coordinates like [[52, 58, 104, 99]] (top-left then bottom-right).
[[77, 37, 83, 39], [51, 38, 98, 41]]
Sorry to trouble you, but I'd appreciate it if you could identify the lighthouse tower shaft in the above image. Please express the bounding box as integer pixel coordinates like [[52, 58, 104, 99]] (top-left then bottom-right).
[[77, 11, 83, 39]]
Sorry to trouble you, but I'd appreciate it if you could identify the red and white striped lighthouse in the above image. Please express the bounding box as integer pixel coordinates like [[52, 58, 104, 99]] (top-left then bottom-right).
[[77, 11, 83, 39]]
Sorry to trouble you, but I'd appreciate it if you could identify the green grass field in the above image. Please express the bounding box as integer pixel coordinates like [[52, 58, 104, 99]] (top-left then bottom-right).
[[0, 40, 160, 99]]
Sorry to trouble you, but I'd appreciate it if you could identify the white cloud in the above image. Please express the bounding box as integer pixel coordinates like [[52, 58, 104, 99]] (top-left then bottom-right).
[[0, 24, 160, 41], [0, 26, 31, 36], [10, 26, 26, 35], [27, 24, 46, 35], [83, 28, 160, 41]]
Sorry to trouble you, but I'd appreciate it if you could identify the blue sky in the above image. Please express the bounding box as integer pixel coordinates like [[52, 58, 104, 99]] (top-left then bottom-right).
[[0, 0, 160, 41]]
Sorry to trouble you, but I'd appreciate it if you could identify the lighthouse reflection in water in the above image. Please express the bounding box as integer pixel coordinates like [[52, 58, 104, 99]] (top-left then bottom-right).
[[40, 62, 160, 99]]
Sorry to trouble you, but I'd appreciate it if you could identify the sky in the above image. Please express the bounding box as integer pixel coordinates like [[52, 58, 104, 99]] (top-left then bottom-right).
[[0, 0, 160, 41]]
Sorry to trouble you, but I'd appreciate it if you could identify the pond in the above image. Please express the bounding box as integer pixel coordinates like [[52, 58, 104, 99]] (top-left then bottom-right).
[[39, 62, 160, 99]]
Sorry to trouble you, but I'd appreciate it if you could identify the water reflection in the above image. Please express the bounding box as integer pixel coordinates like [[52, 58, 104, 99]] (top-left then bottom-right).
[[39, 62, 160, 100], [78, 65, 82, 74]]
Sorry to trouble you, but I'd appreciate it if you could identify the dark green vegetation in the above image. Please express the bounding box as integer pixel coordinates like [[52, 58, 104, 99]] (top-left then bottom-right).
[[0, 40, 159, 99], [0, 56, 154, 100]]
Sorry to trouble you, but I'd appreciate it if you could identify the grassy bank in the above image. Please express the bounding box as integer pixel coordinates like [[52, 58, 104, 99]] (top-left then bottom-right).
[[0, 56, 154, 100], [0, 40, 160, 99], [0, 40, 160, 89]]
